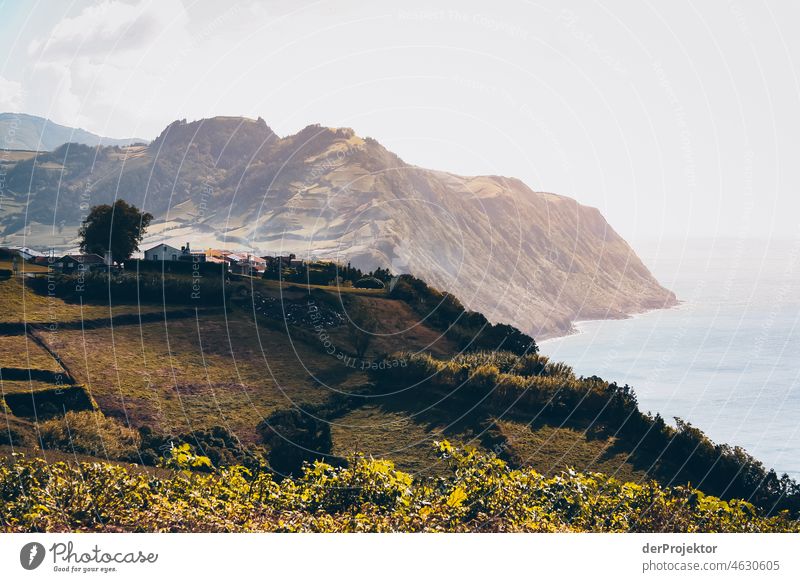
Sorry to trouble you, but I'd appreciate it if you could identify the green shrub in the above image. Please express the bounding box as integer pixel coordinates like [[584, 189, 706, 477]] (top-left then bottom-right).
[[370, 351, 800, 516], [1, 443, 796, 533], [39, 411, 141, 460], [389, 274, 537, 355], [29, 271, 229, 306], [258, 409, 334, 476]]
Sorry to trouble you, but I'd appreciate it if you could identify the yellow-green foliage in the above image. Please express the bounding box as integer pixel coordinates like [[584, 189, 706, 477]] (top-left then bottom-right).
[[375, 352, 800, 518], [160, 443, 213, 472], [382, 351, 608, 414], [39, 411, 141, 460], [1, 442, 796, 533], [0, 276, 163, 324]]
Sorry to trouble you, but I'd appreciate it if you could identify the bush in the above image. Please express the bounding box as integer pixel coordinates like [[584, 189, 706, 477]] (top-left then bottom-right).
[[258, 410, 334, 476], [354, 277, 385, 289], [29, 271, 229, 306], [40, 411, 140, 461], [138, 425, 264, 469], [370, 351, 800, 516], [388, 274, 537, 355], [1, 443, 796, 532]]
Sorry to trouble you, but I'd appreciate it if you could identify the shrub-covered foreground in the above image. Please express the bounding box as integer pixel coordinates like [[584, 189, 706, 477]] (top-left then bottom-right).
[[372, 352, 800, 516], [2, 442, 797, 532]]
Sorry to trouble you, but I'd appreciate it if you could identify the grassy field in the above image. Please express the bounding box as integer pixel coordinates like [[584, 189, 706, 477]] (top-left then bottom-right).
[[0, 379, 65, 394], [1, 271, 463, 449], [0, 333, 61, 371], [330, 405, 485, 476], [252, 277, 387, 296], [0, 276, 166, 324], [0, 411, 36, 445], [0, 149, 39, 163], [0, 269, 650, 488], [495, 420, 648, 484], [0, 268, 648, 488], [350, 295, 457, 357], [36, 312, 369, 442], [0, 444, 173, 477], [0, 259, 49, 274]]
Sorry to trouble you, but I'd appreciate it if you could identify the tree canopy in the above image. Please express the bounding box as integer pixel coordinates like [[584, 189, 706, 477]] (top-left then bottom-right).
[[78, 200, 153, 264]]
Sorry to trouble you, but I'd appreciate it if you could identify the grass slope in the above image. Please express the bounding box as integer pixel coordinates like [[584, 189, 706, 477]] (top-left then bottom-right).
[[0, 276, 163, 324], [2, 270, 794, 528], [37, 313, 361, 442]]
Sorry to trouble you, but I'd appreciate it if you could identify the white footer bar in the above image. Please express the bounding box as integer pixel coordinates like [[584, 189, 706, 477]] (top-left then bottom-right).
[[1, 533, 798, 581]]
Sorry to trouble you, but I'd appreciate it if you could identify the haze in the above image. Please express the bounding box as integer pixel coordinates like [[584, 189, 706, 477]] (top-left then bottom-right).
[[1, 0, 798, 241]]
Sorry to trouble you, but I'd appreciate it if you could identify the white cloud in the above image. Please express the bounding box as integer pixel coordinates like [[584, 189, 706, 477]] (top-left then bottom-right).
[[0, 75, 23, 111], [29, 0, 186, 62], [23, 63, 83, 127], [19, 0, 192, 136]]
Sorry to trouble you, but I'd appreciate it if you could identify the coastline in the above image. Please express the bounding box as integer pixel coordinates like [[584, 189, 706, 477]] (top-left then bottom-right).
[[537, 298, 685, 344]]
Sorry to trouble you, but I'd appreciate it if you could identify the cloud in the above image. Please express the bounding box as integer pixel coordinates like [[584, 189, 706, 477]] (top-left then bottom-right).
[[0, 75, 23, 111], [16, 0, 192, 136], [23, 63, 83, 127], [29, 0, 186, 62]]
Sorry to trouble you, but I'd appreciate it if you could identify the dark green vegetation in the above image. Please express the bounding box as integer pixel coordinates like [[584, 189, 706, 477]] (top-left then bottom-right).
[[0, 265, 797, 531], [79, 200, 153, 264], [370, 352, 800, 516], [262, 259, 392, 288]]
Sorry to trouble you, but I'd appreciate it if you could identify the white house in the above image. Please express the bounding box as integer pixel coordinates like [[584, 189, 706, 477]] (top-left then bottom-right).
[[2, 246, 45, 261], [143, 243, 181, 262]]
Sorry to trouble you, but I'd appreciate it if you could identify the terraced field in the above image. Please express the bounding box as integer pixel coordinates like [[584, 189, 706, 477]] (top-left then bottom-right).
[[0, 270, 654, 491], [0, 332, 61, 371], [0, 273, 460, 451], [0, 276, 165, 324], [37, 313, 366, 441]]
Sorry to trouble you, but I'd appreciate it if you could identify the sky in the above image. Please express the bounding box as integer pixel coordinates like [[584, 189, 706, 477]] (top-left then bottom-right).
[[0, 0, 798, 242]]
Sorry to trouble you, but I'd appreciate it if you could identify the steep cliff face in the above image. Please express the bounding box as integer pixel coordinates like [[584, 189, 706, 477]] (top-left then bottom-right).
[[0, 116, 676, 337]]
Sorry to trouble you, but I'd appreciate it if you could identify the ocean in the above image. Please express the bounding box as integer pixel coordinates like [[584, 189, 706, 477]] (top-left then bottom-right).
[[541, 238, 800, 480]]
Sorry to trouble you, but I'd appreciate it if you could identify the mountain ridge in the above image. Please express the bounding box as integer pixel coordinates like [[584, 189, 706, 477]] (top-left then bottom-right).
[[0, 115, 677, 338], [0, 112, 147, 151]]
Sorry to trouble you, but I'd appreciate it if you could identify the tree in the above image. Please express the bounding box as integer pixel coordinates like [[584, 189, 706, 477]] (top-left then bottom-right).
[[258, 410, 333, 475], [347, 299, 378, 358], [79, 200, 153, 264]]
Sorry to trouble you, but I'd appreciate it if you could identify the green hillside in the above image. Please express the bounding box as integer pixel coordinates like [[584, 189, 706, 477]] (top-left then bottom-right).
[[1, 267, 798, 532]]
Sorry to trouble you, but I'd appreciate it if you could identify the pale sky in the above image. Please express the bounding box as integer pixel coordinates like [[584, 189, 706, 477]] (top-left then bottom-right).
[[1, 0, 798, 241]]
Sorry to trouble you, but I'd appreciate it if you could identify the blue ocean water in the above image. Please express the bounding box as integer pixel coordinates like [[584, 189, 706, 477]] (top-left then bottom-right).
[[541, 238, 800, 480]]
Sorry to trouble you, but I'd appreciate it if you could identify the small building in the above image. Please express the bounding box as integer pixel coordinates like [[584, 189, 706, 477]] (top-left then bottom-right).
[[53, 254, 106, 273], [205, 249, 231, 265], [227, 252, 266, 275], [247, 255, 267, 273], [143, 243, 181, 262], [16, 247, 46, 261], [177, 242, 206, 263], [0, 246, 46, 261]]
